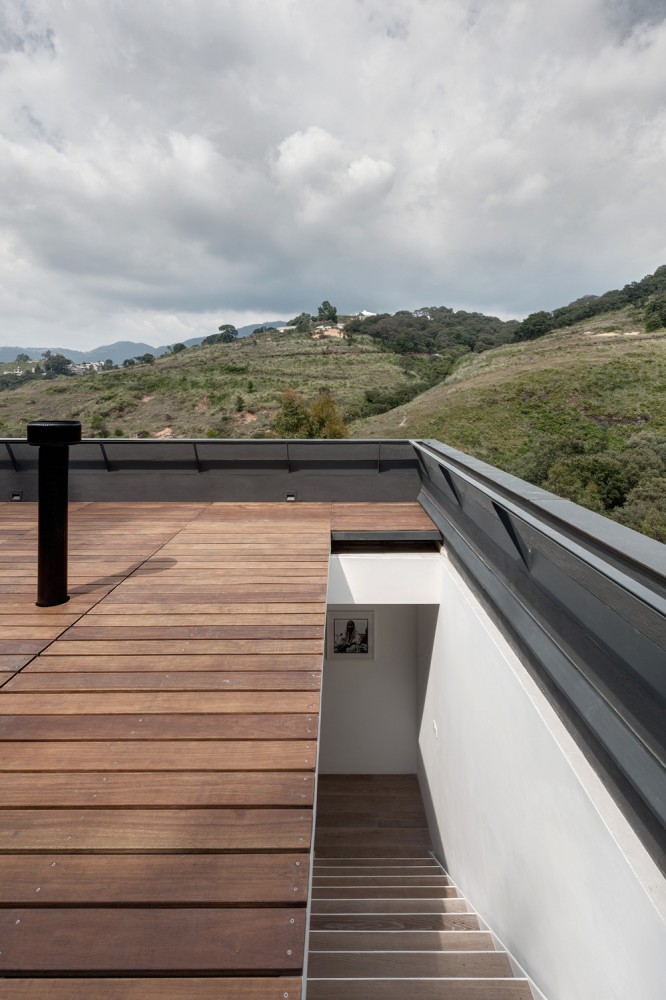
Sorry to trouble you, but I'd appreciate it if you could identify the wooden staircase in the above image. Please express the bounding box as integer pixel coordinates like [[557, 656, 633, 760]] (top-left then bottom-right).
[[306, 776, 533, 999]]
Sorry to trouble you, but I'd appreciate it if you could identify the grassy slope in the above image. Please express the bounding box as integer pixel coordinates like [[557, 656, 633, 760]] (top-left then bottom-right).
[[0, 331, 416, 438], [3, 309, 665, 471], [350, 310, 666, 472]]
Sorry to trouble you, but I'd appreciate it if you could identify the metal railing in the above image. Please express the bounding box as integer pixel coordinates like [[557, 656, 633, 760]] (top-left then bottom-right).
[[413, 438, 666, 859]]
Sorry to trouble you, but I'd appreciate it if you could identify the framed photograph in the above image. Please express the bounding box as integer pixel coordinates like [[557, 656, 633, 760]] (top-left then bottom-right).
[[326, 609, 375, 661]]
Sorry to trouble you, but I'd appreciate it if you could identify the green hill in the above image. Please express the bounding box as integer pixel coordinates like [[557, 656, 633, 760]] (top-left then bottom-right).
[[352, 309, 666, 539], [0, 329, 424, 440]]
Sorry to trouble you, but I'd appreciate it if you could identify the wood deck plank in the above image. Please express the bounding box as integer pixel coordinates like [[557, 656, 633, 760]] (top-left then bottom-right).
[[0, 808, 312, 851], [0, 771, 314, 807], [6, 671, 321, 691], [0, 715, 317, 739], [23, 653, 322, 671], [0, 690, 320, 713], [0, 740, 316, 770], [1, 979, 303, 1000], [0, 854, 309, 904], [0, 908, 306, 972]]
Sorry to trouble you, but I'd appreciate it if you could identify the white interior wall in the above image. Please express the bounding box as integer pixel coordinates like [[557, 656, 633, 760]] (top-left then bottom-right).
[[417, 550, 666, 1000], [322, 554, 440, 774], [318, 604, 419, 773]]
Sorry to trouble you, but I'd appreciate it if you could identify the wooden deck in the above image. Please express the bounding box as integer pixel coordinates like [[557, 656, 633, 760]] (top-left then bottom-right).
[[0, 501, 436, 998]]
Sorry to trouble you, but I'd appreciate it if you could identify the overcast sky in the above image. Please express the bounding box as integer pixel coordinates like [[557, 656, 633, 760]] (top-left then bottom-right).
[[1, 0, 665, 350]]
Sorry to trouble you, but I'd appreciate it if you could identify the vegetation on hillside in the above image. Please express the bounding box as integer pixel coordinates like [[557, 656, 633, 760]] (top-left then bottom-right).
[[352, 316, 666, 542], [0, 329, 425, 440], [272, 389, 347, 438], [516, 264, 666, 341], [345, 306, 518, 356]]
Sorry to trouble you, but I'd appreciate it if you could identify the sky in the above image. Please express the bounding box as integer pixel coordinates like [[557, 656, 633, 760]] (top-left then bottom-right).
[[1, 0, 665, 350]]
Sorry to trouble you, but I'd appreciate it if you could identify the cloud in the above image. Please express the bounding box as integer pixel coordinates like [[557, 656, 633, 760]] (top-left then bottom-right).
[[0, 0, 665, 348]]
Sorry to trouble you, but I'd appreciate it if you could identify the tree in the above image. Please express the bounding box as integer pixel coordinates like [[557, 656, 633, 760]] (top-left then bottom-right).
[[543, 454, 630, 511], [272, 390, 312, 437], [170, 343, 187, 354], [15, 353, 30, 363], [317, 300, 338, 323], [644, 294, 666, 331], [288, 312, 314, 334], [514, 311, 554, 342], [122, 358, 136, 368], [134, 353, 155, 365], [272, 389, 347, 438], [309, 390, 347, 437], [102, 359, 115, 370], [218, 324, 238, 343], [614, 476, 666, 542], [42, 353, 73, 376]]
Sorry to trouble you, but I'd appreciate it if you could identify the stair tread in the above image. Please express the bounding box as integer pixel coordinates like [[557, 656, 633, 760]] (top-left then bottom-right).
[[311, 899, 470, 914], [310, 914, 480, 931], [306, 980, 533, 999], [309, 931, 493, 951], [308, 951, 514, 978]]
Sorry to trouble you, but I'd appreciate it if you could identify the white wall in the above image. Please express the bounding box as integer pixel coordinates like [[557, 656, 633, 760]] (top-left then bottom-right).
[[418, 550, 666, 1000], [321, 555, 440, 774], [318, 604, 420, 774], [327, 553, 441, 605]]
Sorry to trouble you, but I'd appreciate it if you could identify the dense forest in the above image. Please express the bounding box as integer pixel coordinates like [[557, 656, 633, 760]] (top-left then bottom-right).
[[345, 306, 518, 355]]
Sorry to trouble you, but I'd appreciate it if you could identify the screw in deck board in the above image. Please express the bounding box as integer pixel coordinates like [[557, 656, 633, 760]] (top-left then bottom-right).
[[27, 420, 82, 607]]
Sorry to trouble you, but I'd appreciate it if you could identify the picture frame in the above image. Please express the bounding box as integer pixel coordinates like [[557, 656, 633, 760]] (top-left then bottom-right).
[[326, 609, 375, 661]]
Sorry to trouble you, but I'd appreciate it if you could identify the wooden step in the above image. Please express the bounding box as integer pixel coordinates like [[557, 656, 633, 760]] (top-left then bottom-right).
[[309, 930, 493, 951], [312, 885, 461, 898], [312, 875, 452, 886], [309, 913, 480, 931], [306, 980, 533, 999], [313, 857, 436, 866], [313, 865, 441, 875], [307, 951, 514, 978], [311, 898, 470, 914]]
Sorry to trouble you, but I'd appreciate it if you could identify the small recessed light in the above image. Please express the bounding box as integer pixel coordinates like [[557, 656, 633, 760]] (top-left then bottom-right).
[[10, 491, 22, 502], [286, 492, 296, 501]]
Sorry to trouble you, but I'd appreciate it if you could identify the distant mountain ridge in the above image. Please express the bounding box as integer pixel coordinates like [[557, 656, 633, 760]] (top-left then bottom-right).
[[0, 321, 287, 365]]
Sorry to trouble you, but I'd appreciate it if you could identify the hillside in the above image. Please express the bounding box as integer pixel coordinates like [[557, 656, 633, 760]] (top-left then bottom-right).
[[352, 309, 666, 449], [0, 329, 422, 439], [352, 309, 666, 539]]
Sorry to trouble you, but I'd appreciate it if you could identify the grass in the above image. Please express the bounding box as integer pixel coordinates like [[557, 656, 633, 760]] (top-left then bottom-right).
[[350, 313, 666, 473], [2, 312, 664, 471], [0, 331, 418, 438]]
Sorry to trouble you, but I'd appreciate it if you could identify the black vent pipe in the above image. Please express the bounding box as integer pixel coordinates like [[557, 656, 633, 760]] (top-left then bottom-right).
[[27, 420, 82, 607]]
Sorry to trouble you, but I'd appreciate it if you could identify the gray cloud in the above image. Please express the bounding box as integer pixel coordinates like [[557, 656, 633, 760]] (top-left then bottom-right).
[[0, 0, 665, 348]]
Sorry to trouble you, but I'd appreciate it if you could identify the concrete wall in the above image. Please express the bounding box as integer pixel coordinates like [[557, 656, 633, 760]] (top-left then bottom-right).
[[418, 550, 666, 1000]]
